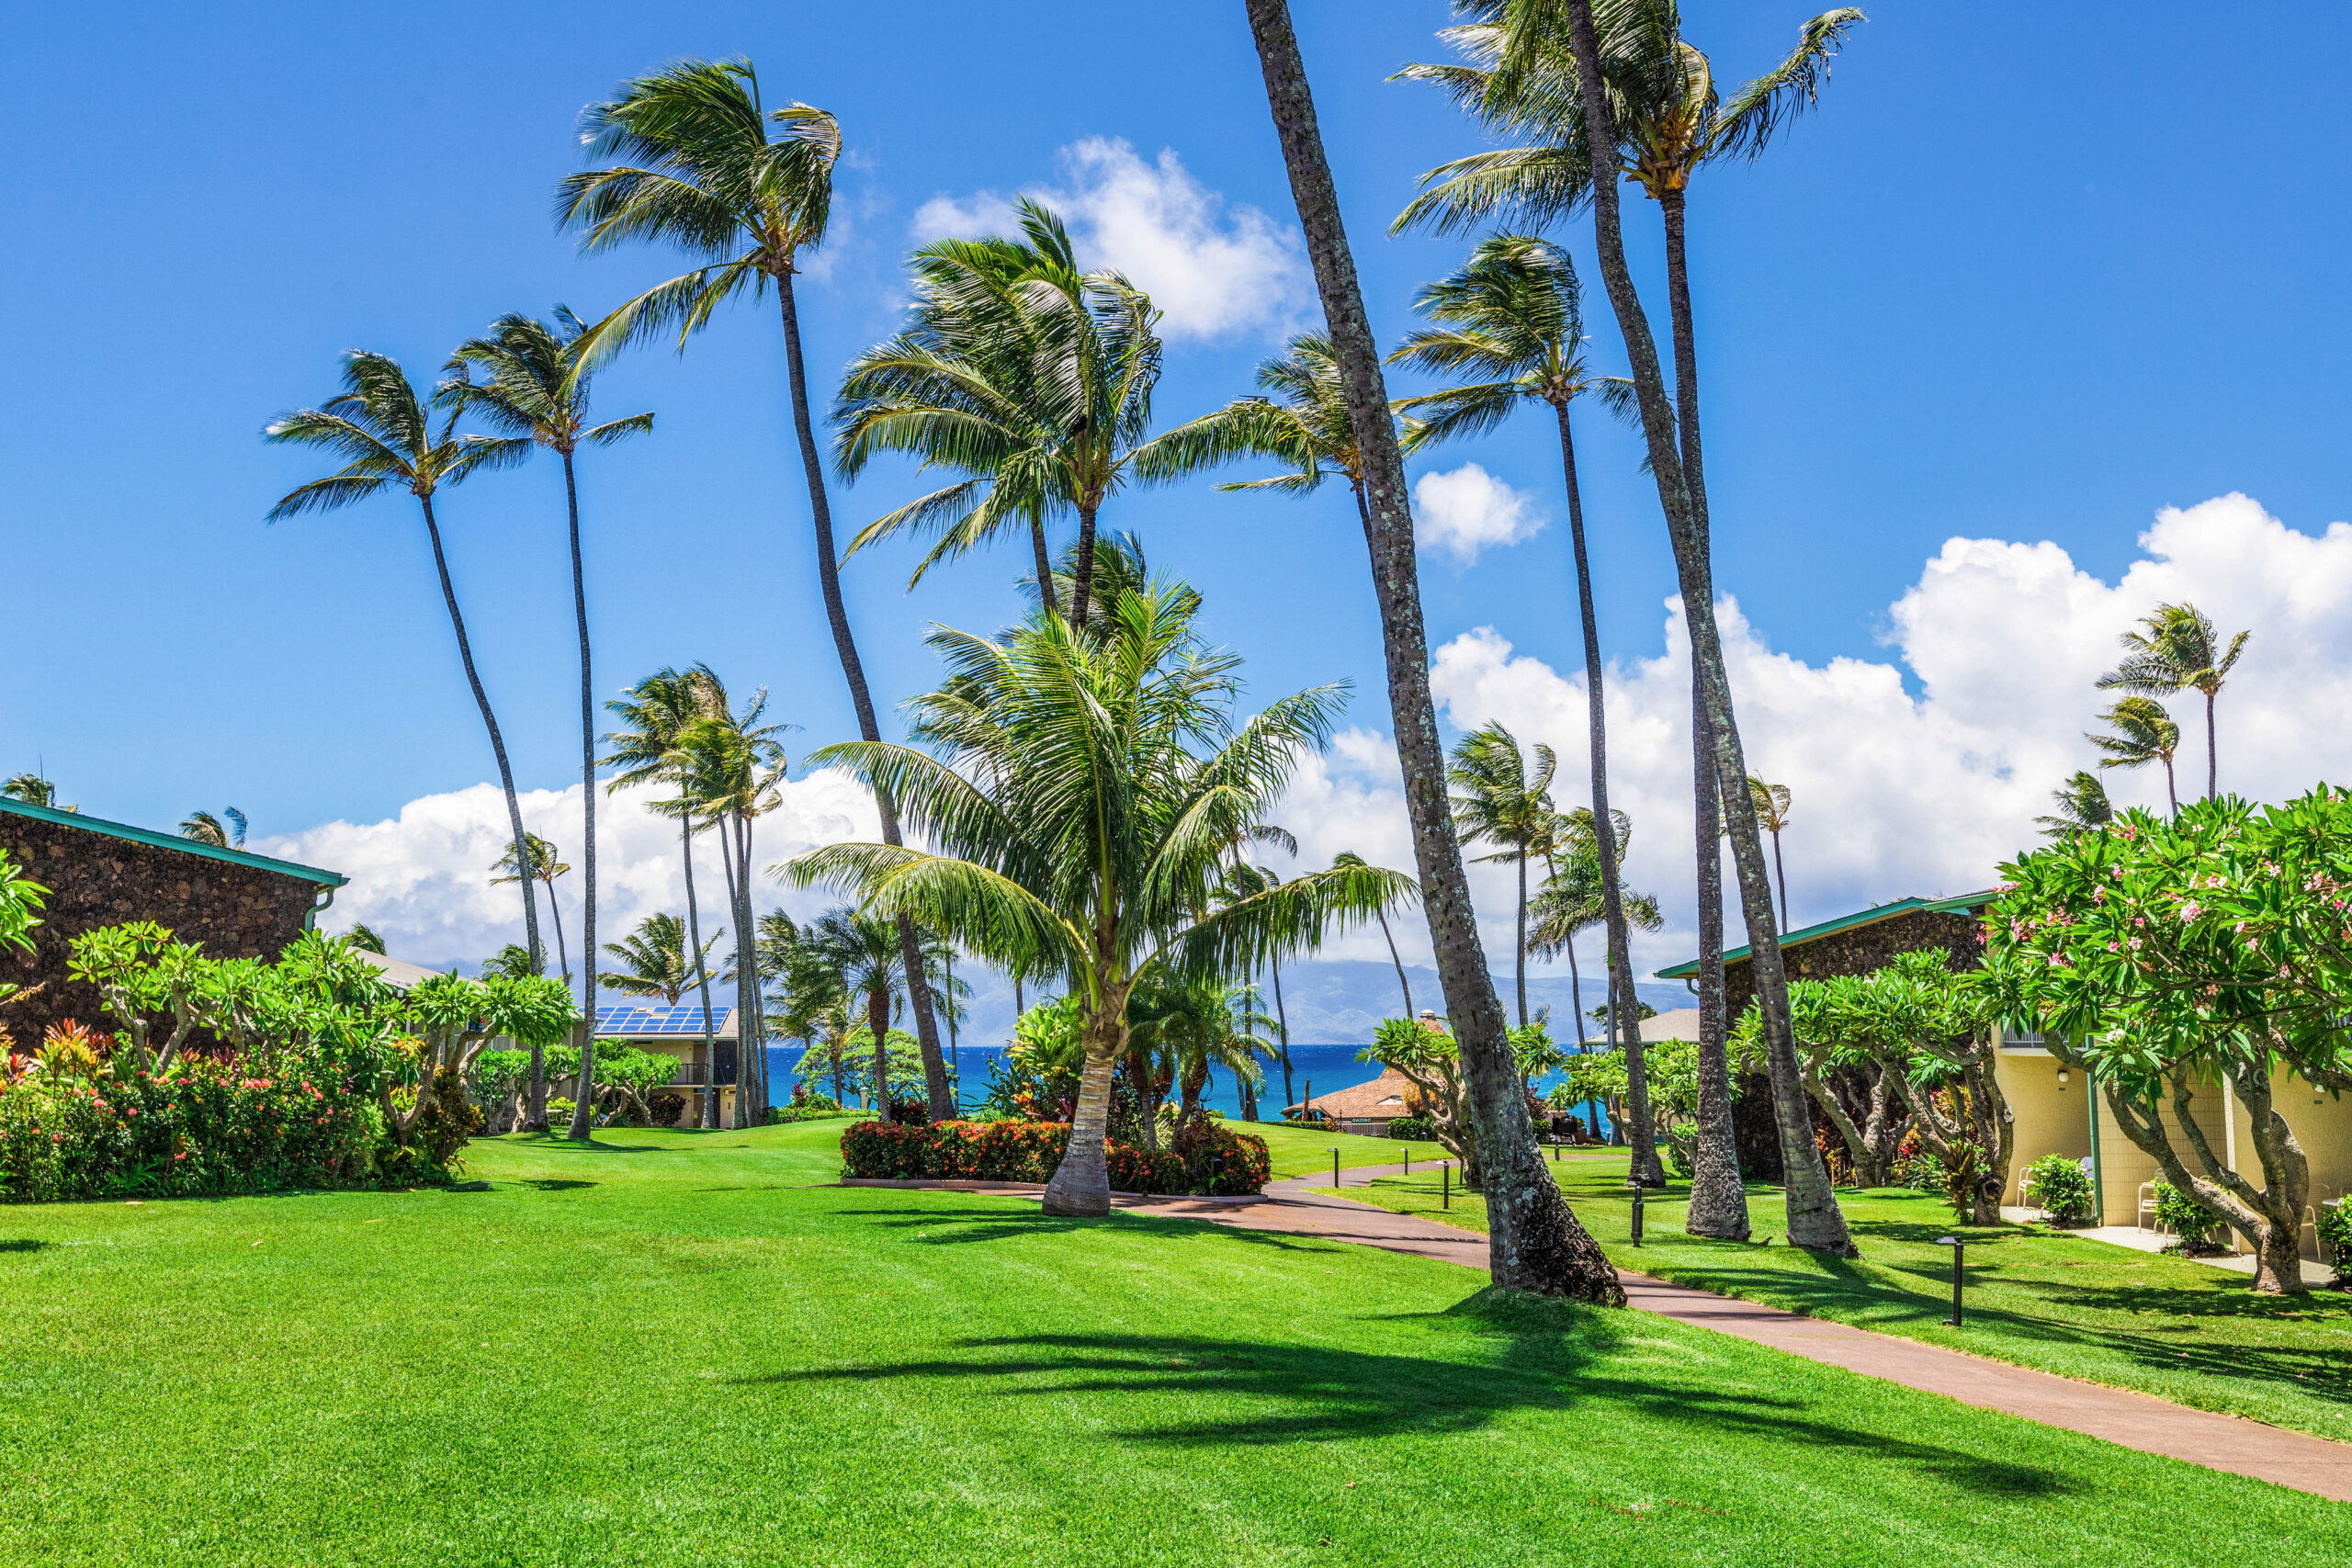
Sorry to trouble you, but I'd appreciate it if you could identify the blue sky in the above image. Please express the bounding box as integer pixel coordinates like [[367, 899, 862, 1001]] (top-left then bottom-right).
[[11, 3, 2352, 1024]]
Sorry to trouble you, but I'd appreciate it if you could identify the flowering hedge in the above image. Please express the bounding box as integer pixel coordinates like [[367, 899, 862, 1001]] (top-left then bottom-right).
[[841, 1118, 1267, 1195], [0, 1055, 392, 1202]]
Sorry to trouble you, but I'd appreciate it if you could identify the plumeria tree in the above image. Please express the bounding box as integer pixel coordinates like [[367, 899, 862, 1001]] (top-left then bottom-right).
[[1983, 790, 2352, 1293]]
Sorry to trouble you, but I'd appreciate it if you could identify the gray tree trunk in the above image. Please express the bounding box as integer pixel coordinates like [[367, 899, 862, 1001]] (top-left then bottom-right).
[[1562, 0, 1849, 1253], [560, 452, 599, 1142], [682, 816, 719, 1131], [1684, 695, 1747, 1235], [1247, 0, 1623, 1303]]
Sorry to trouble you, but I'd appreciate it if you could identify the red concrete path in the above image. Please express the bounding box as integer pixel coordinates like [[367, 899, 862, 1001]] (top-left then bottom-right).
[[846, 1163, 2352, 1503]]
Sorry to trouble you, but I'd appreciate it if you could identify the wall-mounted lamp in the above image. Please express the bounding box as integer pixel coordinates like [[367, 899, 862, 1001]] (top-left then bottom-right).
[[2056, 1067, 2070, 1089]]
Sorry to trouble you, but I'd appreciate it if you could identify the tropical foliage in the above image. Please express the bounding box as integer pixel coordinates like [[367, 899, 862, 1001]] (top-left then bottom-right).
[[789, 581, 1410, 1216], [1981, 789, 2352, 1292]]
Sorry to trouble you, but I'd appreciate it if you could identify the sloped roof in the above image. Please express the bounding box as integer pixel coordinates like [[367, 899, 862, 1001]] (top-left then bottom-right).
[[0, 796, 346, 886], [1655, 892, 1995, 979], [356, 952, 443, 992], [1287, 1066, 1416, 1121]]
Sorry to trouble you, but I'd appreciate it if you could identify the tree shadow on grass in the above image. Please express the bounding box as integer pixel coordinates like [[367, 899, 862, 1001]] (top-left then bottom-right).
[[0, 1239, 49, 1253], [1631, 1255, 2352, 1411], [747, 1288, 2073, 1498], [828, 1204, 1340, 1255]]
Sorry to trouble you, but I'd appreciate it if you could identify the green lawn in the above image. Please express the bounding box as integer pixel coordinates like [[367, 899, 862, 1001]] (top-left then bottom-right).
[[1315, 1151, 2352, 1440], [1243, 1121, 1453, 1179], [0, 1120, 2341, 1565]]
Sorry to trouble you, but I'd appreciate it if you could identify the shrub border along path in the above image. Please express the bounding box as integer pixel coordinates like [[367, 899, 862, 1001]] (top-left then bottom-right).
[[848, 1159, 2352, 1504]]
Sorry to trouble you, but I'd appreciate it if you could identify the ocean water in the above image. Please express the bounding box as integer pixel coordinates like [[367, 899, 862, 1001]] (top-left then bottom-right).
[[774, 1042, 1614, 1131]]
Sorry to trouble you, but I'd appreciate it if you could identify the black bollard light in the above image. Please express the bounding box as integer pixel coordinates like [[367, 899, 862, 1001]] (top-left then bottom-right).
[[1403, 1146, 1410, 1176], [1627, 1178, 1645, 1247], [1935, 1235, 1967, 1325], [1331, 1147, 1341, 1189], [1442, 1162, 1451, 1210]]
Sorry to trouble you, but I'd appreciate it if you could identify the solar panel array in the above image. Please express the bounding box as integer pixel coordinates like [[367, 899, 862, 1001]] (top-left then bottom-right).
[[596, 1005, 728, 1035]]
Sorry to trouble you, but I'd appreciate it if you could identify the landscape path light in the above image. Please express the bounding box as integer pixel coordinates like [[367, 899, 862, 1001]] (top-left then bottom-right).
[[1934, 1235, 1968, 1325], [1626, 1178, 1645, 1247]]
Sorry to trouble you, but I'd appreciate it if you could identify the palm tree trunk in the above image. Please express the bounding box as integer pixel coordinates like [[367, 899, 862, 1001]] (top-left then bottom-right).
[[1374, 908, 1412, 1018], [2164, 755, 2178, 815], [867, 984, 891, 1120], [1248, 0, 1623, 1303], [682, 814, 719, 1130], [1684, 701, 1748, 1237], [1513, 850, 1529, 1027], [1070, 502, 1102, 628], [2206, 687, 2219, 799], [562, 450, 599, 1138], [1770, 827, 1790, 930], [1029, 518, 1059, 619], [1271, 952, 1291, 1103], [1042, 1027, 1119, 1217], [775, 274, 955, 1121], [1562, 0, 1850, 1254], [543, 878, 571, 983], [416, 493, 548, 1124], [1554, 402, 1657, 1185]]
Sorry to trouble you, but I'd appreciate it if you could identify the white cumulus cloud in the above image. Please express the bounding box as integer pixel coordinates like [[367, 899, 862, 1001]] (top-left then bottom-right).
[[254, 773, 882, 976], [910, 137, 1309, 341], [1412, 464, 1547, 565]]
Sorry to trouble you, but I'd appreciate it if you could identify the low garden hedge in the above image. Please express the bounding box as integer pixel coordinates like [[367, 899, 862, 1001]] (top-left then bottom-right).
[[842, 1117, 1268, 1195]]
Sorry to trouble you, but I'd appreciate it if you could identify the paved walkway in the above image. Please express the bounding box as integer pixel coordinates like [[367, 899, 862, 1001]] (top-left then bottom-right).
[[847, 1162, 2352, 1503]]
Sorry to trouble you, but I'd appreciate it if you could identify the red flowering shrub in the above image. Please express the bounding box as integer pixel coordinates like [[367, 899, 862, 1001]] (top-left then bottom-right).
[[841, 1118, 1269, 1195], [1171, 1117, 1272, 1196], [0, 1053, 391, 1201]]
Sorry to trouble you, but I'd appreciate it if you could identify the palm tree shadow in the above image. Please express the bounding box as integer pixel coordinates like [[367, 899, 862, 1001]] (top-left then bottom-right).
[[830, 1205, 1336, 1254], [744, 1288, 2075, 1497]]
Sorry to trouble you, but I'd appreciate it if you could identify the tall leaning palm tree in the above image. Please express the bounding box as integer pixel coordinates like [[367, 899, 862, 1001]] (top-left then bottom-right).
[[606, 668, 729, 1129], [2097, 603, 2248, 801], [560, 58, 954, 1120], [1527, 0, 1854, 1250], [1385, 231, 1667, 1168], [789, 581, 1413, 1218], [265, 351, 544, 995], [1745, 776, 1793, 928], [1446, 722, 1557, 1029], [835, 200, 1165, 626], [674, 695, 789, 1127], [2087, 695, 2181, 814], [448, 310, 652, 1061], [1245, 0, 1625, 1302]]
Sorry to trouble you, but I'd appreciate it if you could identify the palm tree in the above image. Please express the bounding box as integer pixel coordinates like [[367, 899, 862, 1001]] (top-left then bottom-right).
[[801, 908, 943, 1118], [1446, 722, 1558, 1028], [178, 808, 248, 850], [2038, 771, 2116, 839], [1243, 0, 1625, 1302], [345, 923, 388, 955], [1334, 850, 1419, 1019], [607, 668, 729, 1130], [601, 913, 718, 1007], [1131, 976, 1272, 1126], [673, 694, 790, 1127], [491, 833, 573, 984], [1443, 0, 1854, 1253], [265, 351, 544, 988], [835, 201, 1168, 626], [790, 580, 1411, 1217], [1134, 332, 1378, 530], [2086, 695, 2181, 814], [1746, 777, 1794, 928], [1526, 845, 1661, 1048], [1385, 228, 1663, 1163], [2, 774, 60, 808], [561, 60, 953, 1119], [2096, 603, 2248, 800], [447, 309, 653, 1061]]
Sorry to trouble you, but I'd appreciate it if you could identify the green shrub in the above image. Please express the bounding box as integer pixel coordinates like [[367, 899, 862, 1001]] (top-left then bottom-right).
[[1171, 1116, 1272, 1195], [1387, 1115, 1436, 1142], [2317, 1201, 2351, 1265], [2154, 1180, 2229, 1255], [1892, 1152, 1945, 1194], [2025, 1154, 2095, 1225], [840, 1119, 1269, 1195]]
